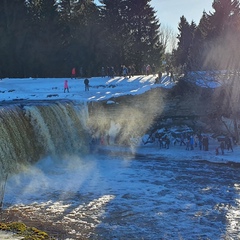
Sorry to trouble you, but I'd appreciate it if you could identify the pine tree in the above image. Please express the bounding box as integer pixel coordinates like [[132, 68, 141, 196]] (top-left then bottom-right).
[[63, 0, 100, 76], [100, 0, 163, 73], [26, 0, 62, 77], [173, 16, 195, 69], [0, 0, 30, 77], [200, 0, 240, 70], [187, 12, 212, 70], [127, 0, 163, 70], [208, 0, 240, 38]]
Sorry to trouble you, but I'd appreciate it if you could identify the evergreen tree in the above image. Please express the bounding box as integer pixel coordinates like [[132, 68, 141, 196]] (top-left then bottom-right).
[[201, 0, 240, 70], [187, 12, 212, 70], [100, 0, 163, 73], [127, 0, 163, 70], [173, 16, 195, 69], [26, 0, 62, 77], [0, 0, 30, 77], [56, 0, 100, 76], [208, 0, 240, 38]]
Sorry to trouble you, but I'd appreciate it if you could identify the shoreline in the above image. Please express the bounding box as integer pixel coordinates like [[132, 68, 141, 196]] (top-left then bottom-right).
[[96, 139, 240, 165]]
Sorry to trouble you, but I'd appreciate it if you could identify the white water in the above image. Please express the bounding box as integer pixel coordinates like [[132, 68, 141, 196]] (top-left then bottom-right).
[[2, 153, 240, 240]]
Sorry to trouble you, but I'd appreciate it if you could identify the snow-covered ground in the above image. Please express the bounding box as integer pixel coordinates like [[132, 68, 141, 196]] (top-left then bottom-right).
[[0, 74, 173, 102]]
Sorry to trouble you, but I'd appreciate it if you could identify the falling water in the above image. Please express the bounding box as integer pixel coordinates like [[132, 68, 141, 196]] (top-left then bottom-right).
[[0, 101, 90, 179]]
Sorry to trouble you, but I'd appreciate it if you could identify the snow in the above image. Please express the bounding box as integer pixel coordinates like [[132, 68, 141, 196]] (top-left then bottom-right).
[[1, 74, 240, 239], [0, 74, 173, 102]]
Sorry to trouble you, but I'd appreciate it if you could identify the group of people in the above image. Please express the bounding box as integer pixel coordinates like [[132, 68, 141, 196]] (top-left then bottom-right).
[[154, 68, 175, 84], [181, 133, 209, 151], [143, 130, 236, 156], [141, 64, 156, 75], [143, 132, 171, 149], [143, 131, 211, 152], [100, 65, 137, 79], [63, 78, 90, 93]]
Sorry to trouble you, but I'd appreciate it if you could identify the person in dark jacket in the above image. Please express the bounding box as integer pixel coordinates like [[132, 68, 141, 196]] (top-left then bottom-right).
[[226, 136, 233, 152], [220, 141, 225, 155], [84, 78, 89, 91]]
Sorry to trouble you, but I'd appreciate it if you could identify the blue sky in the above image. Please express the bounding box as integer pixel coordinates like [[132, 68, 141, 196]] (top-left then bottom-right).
[[151, 0, 213, 32]]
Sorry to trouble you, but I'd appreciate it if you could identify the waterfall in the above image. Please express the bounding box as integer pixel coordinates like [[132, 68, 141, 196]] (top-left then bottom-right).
[[0, 101, 90, 178]]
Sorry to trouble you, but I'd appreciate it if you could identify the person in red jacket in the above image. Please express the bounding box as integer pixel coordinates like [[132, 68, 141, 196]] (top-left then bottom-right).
[[71, 67, 76, 78], [64, 80, 69, 93]]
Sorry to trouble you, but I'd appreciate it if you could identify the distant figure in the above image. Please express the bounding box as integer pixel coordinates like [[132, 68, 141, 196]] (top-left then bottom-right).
[[220, 141, 225, 155], [226, 136, 233, 152], [170, 71, 174, 81], [215, 147, 219, 155], [84, 78, 89, 91], [165, 65, 170, 75], [185, 135, 190, 150], [198, 134, 203, 150], [101, 67, 105, 78], [152, 64, 156, 75], [71, 67, 76, 78], [154, 76, 159, 84], [165, 136, 170, 149], [64, 80, 69, 93], [146, 64, 151, 75], [122, 65, 128, 78], [79, 67, 83, 78], [110, 66, 115, 78], [158, 71, 162, 83], [180, 134, 185, 146], [128, 66, 132, 78], [190, 135, 194, 150], [203, 136, 209, 151]]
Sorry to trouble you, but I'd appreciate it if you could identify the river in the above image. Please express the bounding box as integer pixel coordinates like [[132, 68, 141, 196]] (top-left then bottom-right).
[[2, 153, 240, 240]]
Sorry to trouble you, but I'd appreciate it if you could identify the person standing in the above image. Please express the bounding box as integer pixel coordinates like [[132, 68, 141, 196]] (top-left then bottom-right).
[[64, 80, 69, 93], [180, 134, 185, 146], [122, 65, 128, 78], [146, 64, 151, 75], [226, 136, 233, 152], [79, 67, 83, 78], [197, 133, 203, 150], [170, 71, 174, 82], [101, 67, 105, 77], [152, 64, 156, 75], [84, 78, 89, 91], [71, 67, 76, 78], [220, 141, 225, 155], [190, 135, 194, 150], [158, 71, 162, 83]]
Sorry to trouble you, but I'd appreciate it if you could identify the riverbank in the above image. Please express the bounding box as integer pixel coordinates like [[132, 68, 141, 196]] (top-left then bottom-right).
[[97, 135, 240, 164]]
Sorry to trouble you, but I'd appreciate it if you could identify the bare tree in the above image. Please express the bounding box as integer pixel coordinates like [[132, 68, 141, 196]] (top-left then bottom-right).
[[159, 24, 177, 53]]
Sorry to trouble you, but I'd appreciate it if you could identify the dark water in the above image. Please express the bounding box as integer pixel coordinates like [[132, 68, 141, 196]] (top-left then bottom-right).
[[3, 155, 240, 240]]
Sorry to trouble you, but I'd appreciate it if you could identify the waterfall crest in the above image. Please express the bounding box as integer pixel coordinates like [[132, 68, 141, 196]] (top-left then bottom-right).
[[0, 101, 89, 177]]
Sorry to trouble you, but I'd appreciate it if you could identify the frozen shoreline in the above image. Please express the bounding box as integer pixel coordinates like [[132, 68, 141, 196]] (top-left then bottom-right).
[[97, 138, 240, 165]]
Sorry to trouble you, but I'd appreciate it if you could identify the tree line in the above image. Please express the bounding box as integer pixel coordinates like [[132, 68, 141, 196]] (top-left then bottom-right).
[[173, 0, 240, 73], [1, 0, 240, 78], [0, 0, 163, 78], [172, 0, 240, 143]]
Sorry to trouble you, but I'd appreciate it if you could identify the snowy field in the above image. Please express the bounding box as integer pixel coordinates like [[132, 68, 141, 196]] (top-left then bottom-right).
[[0, 74, 173, 102]]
